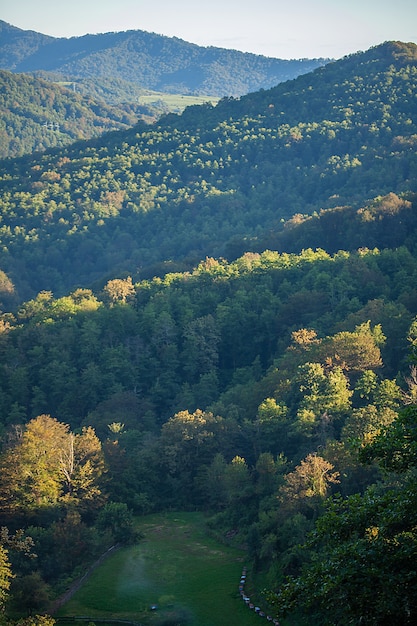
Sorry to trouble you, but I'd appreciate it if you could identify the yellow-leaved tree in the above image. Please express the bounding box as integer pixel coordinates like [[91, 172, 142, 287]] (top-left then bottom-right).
[[0, 415, 105, 520]]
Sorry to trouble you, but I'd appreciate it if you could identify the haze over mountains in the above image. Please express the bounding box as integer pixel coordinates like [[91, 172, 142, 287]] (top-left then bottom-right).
[[0, 20, 330, 97]]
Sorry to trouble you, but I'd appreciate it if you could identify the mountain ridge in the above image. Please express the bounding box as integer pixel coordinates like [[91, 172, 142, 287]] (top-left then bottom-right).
[[0, 20, 330, 97]]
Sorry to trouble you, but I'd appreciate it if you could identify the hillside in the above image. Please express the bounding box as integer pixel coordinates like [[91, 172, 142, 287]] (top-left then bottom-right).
[[0, 69, 222, 158], [0, 40, 417, 626], [0, 41, 416, 301], [0, 20, 329, 98], [0, 70, 155, 158]]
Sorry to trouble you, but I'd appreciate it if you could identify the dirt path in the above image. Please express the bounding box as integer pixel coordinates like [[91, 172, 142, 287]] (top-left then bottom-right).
[[49, 544, 119, 615]]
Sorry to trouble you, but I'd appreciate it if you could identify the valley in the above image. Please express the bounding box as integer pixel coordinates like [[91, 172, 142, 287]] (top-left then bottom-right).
[[0, 31, 416, 626]]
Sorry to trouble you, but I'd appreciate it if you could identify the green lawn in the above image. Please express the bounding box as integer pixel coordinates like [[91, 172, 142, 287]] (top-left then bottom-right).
[[138, 93, 219, 112], [57, 512, 275, 625]]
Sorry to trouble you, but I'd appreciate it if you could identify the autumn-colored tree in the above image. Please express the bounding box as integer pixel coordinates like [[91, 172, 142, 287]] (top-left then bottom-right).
[[103, 277, 135, 305], [319, 321, 384, 374], [0, 415, 105, 519], [0, 544, 12, 612], [279, 453, 340, 510]]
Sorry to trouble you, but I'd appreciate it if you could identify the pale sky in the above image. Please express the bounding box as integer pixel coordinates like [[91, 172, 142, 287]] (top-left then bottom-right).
[[1, 0, 417, 59]]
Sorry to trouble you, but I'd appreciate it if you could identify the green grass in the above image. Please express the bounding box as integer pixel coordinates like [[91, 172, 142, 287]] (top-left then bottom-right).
[[138, 93, 219, 112], [56, 512, 273, 626]]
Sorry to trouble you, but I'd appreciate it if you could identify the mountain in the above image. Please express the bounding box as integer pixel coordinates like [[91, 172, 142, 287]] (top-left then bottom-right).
[[0, 41, 416, 302], [1, 40, 417, 626], [0, 20, 330, 97]]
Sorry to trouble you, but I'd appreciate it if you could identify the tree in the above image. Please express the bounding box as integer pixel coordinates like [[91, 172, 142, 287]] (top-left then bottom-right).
[[224, 456, 250, 500], [96, 502, 136, 544], [158, 409, 224, 505], [0, 416, 105, 519], [270, 406, 417, 625], [279, 453, 340, 510], [103, 277, 135, 305], [319, 321, 384, 374], [292, 363, 352, 443], [13, 616, 55, 626], [341, 404, 397, 446], [255, 398, 289, 454], [272, 487, 417, 625], [0, 545, 12, 612], [9, 571, 51, 614], [60, 426, 105, 510], [197, 453, 228, 510], [360, 405, 417, 472], [0, 416, 69, 515], [182, 314, 220, 382], [160, 409, 222, 474]]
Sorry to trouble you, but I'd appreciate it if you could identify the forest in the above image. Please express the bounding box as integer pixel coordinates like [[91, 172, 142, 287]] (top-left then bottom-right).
[[0, 70, 156, 159], [0, 40, 416, 625]]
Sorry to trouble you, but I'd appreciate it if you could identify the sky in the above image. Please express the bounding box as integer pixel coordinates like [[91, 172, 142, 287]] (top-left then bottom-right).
[[1, 0, 417, 60]]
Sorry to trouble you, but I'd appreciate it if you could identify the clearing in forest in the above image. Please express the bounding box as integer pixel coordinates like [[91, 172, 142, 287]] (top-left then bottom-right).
[[56, 511, 268, 626]]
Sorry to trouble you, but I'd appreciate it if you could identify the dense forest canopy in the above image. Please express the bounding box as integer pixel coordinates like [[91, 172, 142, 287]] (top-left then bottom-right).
[[0, 40, 416, 625], [0, 41, 416, 302]]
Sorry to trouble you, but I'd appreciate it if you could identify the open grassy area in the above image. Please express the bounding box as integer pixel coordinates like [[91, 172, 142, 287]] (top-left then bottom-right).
[[56, 512, 274, 626], [138, 92, 219, 113]]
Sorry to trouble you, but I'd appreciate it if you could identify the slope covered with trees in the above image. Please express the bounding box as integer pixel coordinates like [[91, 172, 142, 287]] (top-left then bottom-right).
[[0, 70, 154, 158], [0, 41, 416, 301], [0, 40, 416, 625], [0, 245, 416, 622], [0, 20, 329, 98]]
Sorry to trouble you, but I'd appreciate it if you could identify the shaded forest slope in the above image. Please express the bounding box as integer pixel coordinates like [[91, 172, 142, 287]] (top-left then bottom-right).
[[0, 70, 153, 158]]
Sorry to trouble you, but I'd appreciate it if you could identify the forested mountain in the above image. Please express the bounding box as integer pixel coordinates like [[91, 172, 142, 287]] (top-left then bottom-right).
[[0, 41, 416, 302], [0, 40, 417, 625], [0, 70, 157, 158], [0, 20, 329, 97]]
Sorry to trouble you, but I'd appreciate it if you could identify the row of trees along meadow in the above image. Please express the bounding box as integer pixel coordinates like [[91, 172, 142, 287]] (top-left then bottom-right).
[[0, 243, 417, 623]]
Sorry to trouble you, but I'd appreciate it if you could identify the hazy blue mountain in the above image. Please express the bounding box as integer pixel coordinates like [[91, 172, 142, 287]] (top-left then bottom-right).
[[0, 20, 330, 97]]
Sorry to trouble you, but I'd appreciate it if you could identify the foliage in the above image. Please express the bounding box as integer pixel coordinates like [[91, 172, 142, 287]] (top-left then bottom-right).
[[0, 70, 148, 159], [0, 545, 12, 611], [0, 42, 416, 300], [95, 501, 137, 544], [0, 40, 416, 623], [0, 415, 105, 521], [268, 407, 417, 625]]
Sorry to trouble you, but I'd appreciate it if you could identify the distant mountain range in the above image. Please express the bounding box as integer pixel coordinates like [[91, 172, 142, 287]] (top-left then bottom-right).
[[0, 20, 330, 98]]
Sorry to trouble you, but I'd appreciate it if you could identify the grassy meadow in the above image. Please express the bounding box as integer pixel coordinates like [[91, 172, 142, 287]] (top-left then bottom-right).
[[56, 512, 275, 626], [138, 92, 220, 113]]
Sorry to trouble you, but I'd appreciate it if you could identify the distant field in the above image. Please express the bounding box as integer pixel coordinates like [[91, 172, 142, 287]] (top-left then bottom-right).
[[56, 511, 274, 626], [138, 93, 220, 113], [54, 81, 219, 114]]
